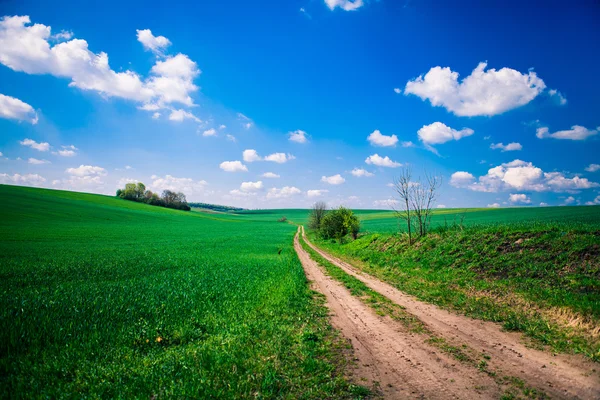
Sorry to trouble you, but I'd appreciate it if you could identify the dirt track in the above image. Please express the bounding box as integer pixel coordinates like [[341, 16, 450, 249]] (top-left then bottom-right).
[[295, 227, 600, 399]]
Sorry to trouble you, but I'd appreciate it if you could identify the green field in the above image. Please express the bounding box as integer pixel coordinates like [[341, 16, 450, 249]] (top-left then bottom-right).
[[0, 185, 367, 398]]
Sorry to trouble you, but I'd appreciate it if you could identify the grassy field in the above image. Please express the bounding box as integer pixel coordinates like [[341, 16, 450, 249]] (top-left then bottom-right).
[[0, 185, 367, 398], [305, 206, 600, 361]]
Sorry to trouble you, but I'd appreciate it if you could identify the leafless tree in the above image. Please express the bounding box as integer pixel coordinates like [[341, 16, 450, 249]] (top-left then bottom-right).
[[393, 168, 442, 244], [308, 201, 328, 230]]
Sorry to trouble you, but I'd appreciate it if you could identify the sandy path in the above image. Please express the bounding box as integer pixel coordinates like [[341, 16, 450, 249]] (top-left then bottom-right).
[[300, 227, 600, 399], [295, 228, 501, 399]]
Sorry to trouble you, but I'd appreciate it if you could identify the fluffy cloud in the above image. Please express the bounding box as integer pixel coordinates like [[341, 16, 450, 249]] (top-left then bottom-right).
[[451, 160, 599, 193], [321, 174, 345, 185], [548, 89, 567, 105], [262, 172, 280, 178], [405, 62, 546, 116], [243, 149, 262, 162], [289, 130, 308, 144], [264, 153, 295, 163], [417, 122, 474, 148], [202, 128, 217, 137], [536, 125, 599, 141], [226, 134, 236, 142], [0, 173, 46, 186], [490, 142, 522, 152], [509, 193, 531, 204], [219, 161, 248, 172], [307, 189, 328, 198], [28, 157, 50, 165], [365, 154, 401, 168], [266, 186, 302, 199], [373, 199, 399, 208], [20, 138, 49, 151], [0, 16, 200, 112], [0, 93, 38, 124], [136, 29, 171, 55], [169, 109, 201, 122], [367, 129, 398, 147], [149, 175, 207, 197], [393, 88, 401, 94], [66, 165, 107, 177], [563, 196, 575, 205], [53, 145, 77, 157], [324, 0, 364, 11], [585, 196, 600, 206], [585, 164, 600, 173], [240, 180, 263, 192], [351, 168, 374, 177], [487, 203, 501, 208]]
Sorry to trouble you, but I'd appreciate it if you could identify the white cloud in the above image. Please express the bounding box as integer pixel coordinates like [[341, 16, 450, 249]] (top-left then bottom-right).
[[289, 129, 308, 143], [53, 144, 78, 157], [28, 157, 50, 165], [50, 30, 73, 41], [373, 199, 398, 208], [548, 89, 567, 105], [367, 129, 398, 147], [563, 196, 575, 205], [243, 149, 262, 162], [136, 29, 171, 55], [267, 186, 302, 199], [321, 174, 345, 185], [237, 113, 253, 129], [487, 203, 501, 208], [202, 128, 217, 137], [490, 142, 522, 152], [401, 141, 415, 148], [324, 0, 364, 11], [150, 175, 207, 197], [307, 189, 328, 198], [351, 168, 374, 177], [262, 172, 280, 178], [365, 154, 401, 168], [509, 193, 531, 204], [417, 122, 474, 148], [19, 138, 49, 152], [226, 134, 236, 142], [536, 125, 599, 141], [240, 180, 263, 192], [169, 109, 201, 122], [405, 62, 546, 117], [585, 164, 600, 173], [0, 16, 200, 112], [540, 202, 549, 207], [0, 173, 46, 186], [219, 160, 248, 172], [451, 160, 600, 193], [66, 165, 106, 177], [437, 204, 447, 209], [219, 124, 226, 130], [585, 196, 600, 206], [0, 93, 38, 124], [264, 152, 295, 164], [393, 88, 401, 94], [152, 112, 160, 119]]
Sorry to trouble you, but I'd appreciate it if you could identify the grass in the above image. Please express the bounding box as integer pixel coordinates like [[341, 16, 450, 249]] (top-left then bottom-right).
[[310, 213, 600, 361], [0, 185, 368, 398]]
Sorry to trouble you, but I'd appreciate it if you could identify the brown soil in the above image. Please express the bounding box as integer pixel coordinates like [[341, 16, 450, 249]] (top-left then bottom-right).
[[296, 227, 600, 399]]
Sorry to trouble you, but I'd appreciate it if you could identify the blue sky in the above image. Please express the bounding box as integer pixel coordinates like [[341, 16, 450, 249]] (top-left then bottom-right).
[[0, 0, 599, 209]]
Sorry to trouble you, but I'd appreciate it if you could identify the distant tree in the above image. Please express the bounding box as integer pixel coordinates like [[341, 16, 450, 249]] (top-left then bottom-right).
[[308, 201, 328, 230], [320, 206, 360, 242], [393, 168, 414, 245], [115, 183, 190, 211]]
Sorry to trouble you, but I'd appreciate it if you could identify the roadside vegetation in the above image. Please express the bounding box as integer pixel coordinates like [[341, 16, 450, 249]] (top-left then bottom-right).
[[117, 181, 191, 211], [0, 185, 367, 398], [310, 219, 600, 361], [308, 202, 360, 242]]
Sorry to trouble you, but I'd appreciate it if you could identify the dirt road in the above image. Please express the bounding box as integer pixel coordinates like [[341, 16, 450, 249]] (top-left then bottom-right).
[[295, 227, 600, 399]]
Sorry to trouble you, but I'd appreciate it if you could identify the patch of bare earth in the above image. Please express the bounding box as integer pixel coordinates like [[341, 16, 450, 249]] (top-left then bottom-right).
[[299, 227, 600, 399]]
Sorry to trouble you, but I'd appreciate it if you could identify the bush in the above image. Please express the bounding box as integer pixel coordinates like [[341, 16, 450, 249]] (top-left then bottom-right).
[[115, 183, 190, 211], [319, 207, 360, 242], [278, 216, 287, 223]]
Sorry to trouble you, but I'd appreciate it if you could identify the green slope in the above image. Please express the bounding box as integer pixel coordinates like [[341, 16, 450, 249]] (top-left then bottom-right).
[[0, 185, 366, 398]]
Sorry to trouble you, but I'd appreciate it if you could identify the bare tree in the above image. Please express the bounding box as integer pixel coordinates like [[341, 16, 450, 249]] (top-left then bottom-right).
[[308, 201, 328, 230], [393, 168, 442, 243], [392, 168, 414, 244]]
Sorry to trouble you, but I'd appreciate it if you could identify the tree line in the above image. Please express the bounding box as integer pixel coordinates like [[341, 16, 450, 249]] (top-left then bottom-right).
[[116, 182, 191, 211], [308, 202, 360, 242]]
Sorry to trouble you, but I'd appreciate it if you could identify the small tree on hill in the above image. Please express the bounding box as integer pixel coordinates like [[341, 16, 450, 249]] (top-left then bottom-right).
[[320, 206, 360, 242], [308, 201, 328, 230]]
